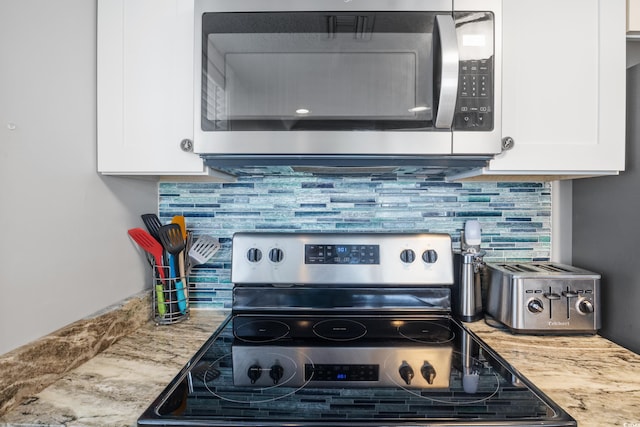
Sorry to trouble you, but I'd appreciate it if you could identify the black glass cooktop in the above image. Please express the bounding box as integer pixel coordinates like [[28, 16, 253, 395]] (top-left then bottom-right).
[[138, 315, 576, 426]]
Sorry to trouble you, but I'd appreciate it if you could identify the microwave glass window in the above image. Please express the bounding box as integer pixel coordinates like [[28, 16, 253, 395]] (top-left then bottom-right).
[[200, 12, 439, 132]]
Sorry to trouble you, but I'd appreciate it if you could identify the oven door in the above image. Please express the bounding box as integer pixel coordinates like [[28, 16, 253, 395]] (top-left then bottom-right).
[[193, 0, 502, 158]]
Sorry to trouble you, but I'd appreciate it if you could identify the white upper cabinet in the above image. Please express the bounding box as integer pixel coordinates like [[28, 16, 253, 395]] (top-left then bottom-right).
[[98, 0, 625, 178], [629, 0, 640, 32], [458, 0, 626, 179], [97, 0, 209, 175]]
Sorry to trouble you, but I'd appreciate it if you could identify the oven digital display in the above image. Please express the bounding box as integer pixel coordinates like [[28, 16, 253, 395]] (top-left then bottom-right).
[[305, 364, 379, 382], [305, 244, 380, 264]]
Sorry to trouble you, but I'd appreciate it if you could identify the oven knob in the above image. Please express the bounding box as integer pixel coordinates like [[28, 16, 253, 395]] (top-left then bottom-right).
[[422, 249, 438, 264], [577, 299, 594, 314], [398, 361, 414, 385], [420, 361, 436, 384], [247, 248, 262, 263], [527, 299, 544, 314], [247, 364, 262, 384], [400, 249, 416, 264], [269, 248, 284, 263], [269, 364, 284, 384]]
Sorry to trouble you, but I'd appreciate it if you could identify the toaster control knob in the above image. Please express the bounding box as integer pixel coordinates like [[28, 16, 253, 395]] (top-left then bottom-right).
[[422, 249, 438, 264], [420, 361, 437, 384], [269, 248, 284, 263], [399, 361, 414, 385], [400, 249, 416, 264], [578, 299, 594, 314], [269, 364, 284, 385], [527, 299, 544, 314], [247, 248, 262, 263], [247, 364, 262, 384]]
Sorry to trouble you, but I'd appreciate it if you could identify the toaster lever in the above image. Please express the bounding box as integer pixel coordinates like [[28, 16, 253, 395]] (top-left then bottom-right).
[[542, 292, 561, 300], [543, 290, 561, 319], [560, 289, 579, 319]]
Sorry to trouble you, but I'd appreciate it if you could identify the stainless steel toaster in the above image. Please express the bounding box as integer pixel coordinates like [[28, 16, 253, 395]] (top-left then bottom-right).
[[485, 262, 600, 334]]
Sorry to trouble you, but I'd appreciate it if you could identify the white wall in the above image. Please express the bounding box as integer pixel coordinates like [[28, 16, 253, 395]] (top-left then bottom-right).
[[0, 0, 156, 355]]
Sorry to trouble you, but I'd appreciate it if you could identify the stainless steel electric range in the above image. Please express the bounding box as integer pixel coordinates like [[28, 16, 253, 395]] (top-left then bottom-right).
[[138, 232, 576, 426]]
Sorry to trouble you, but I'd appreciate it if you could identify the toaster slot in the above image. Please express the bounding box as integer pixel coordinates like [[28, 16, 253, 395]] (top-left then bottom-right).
[[532, 263, 573, 273], [499, 264, 539, 273]]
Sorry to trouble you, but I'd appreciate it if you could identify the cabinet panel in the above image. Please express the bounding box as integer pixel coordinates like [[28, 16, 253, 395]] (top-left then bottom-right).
[[99, 0, 625, 177], [485, 0, 625, 175], [98, 0, 207, 175], [629, 0, 640, 32]]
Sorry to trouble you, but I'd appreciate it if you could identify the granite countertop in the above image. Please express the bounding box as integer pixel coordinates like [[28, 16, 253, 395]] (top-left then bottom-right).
[[465, 320, 640, 427], [1, 310, 639, 427]]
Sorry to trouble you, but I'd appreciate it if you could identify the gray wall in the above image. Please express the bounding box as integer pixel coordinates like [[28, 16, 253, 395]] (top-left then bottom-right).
[[572, 65, 640, 354], [0, 0, 156, 355]]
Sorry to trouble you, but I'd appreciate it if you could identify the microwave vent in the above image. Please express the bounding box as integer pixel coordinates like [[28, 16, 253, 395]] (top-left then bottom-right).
[[201, 155, 492, 178], [327, 15, 373, 39]]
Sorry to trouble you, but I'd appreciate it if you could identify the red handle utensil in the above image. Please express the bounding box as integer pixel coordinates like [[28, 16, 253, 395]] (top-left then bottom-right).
[[128, 227, 167, 316]]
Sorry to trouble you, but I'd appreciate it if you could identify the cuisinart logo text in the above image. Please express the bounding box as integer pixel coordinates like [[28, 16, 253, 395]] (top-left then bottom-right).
[[549, 321, 570, 326]]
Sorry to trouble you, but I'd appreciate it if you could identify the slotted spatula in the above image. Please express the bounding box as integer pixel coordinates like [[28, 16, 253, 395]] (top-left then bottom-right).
[[158, 223, 188, 314], [141, 213, 163, 242], [127, 228, 167, 316], [189, 235, 220, 266]]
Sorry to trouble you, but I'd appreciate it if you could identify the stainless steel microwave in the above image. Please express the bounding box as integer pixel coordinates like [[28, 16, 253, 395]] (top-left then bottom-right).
[[193, 0, 502, 170]]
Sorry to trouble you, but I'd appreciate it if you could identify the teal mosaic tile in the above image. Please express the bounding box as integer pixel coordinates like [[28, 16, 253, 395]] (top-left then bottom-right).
[[159, 176, 552, 309]]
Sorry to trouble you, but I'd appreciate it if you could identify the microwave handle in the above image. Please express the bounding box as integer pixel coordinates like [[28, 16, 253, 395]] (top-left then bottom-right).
[[434, 15, 459, 129]]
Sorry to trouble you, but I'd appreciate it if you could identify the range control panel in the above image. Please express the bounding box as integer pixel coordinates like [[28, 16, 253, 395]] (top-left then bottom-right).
[[305, 244, 380, 265], [231, 232, 454, 286]]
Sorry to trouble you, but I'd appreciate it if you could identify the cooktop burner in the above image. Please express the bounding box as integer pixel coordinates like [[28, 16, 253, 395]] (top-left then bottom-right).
[[397, 320, 455, 344], [233, 319, 290, 343], [312, 318, 367, 341], [138, 315, 576, 426], [232, 315, 455, 343]]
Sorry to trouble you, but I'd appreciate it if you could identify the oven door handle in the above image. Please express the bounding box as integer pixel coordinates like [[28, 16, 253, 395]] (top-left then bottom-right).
[[434, 14, 459, 129]]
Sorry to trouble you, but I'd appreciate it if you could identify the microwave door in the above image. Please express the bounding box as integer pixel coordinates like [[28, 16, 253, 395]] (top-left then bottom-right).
[[433, 15, 459, 129], [199, 12, 445, 130], [194, 10, 459, 157]]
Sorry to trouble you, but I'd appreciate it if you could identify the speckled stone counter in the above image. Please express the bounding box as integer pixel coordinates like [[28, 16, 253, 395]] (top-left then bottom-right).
[[0, 310, 227, 427], [465, 320, 640, 427], [1, 311, 639, 427], [0, 293, 152, 418]]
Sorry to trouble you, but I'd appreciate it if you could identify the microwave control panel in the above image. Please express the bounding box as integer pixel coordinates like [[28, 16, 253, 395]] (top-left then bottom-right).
[[453, 11, 495, 131], [454, 59, 493, 131]]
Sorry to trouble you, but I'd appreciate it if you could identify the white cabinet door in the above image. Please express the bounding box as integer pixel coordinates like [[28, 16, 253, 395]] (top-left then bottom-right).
[[483, 0, 626, 176], [98, 0, 207, 175], [629, 0, 640, 31]]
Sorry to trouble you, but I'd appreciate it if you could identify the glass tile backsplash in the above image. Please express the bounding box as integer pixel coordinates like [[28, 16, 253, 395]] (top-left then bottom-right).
[[159, 177, 551, 309]]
